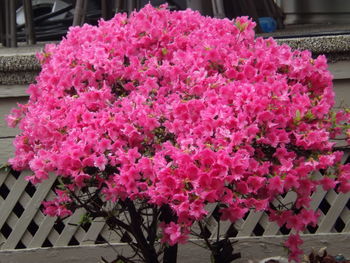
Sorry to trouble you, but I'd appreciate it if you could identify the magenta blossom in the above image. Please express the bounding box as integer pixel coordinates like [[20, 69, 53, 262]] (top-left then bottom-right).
[[8, 4, 350, 262]]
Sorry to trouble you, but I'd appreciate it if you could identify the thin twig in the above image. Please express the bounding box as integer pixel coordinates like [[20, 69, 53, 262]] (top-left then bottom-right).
[[217, 220, 220, 242], [198, 221, 213, 250]]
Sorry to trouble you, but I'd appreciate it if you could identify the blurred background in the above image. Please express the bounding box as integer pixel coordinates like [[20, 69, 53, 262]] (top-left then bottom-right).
[[1, 0, 350, 47]]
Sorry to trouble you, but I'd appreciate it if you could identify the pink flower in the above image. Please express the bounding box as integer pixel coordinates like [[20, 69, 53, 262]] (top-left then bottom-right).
[[161, 222, 188, 246], [269, 210, 292, 227], [94, 155, 107, 171], [42, 190, 73, 218], [6, 4, 350, 259], [247, 176, 266, 193], [299, 209, 318, 227], [220, 204, 248, 222], [268, 176, 284, 194], [319, 176, 338, 191], [284, 174, 299, 190], [284, 234, 304, 262], [286, 215, 306, 232]]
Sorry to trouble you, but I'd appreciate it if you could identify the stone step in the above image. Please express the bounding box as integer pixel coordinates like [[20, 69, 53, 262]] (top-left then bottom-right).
[[0, 44, 44, 86]]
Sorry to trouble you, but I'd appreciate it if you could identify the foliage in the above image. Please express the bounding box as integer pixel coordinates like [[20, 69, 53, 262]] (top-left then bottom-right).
[[7, 4, 350, 262]]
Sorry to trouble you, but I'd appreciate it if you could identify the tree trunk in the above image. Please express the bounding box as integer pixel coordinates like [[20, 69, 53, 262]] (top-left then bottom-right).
[[124, 199, 159, 263], [163, 244, 178, 263], [161, 204, 179, 263]]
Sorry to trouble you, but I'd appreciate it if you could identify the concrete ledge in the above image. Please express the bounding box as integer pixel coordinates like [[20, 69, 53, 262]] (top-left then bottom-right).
[[275, 35, 350, 62], [0, 44, 42, 86], [0, 85, 28, 98], [0, 72, 37, 85], [0, 233, 349, 263], [276, 35, 350, 55], [0, 43, 45, 56], [0, 55, 40, 72], [0, 53, 39, 86]]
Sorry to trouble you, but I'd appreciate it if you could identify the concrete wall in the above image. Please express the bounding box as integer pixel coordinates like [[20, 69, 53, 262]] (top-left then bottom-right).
[[0, 46, 41, 165], [0, 233, 349, 263]]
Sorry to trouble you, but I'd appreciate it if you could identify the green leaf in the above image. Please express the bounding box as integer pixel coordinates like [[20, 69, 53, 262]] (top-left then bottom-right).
[[305, 110, 314, 120], [294, 110, 302, 125], [79, 213, 92, 226], [161, 48, 168, 56], [235, 21, 247, 32], [0, 163, 10, 172]]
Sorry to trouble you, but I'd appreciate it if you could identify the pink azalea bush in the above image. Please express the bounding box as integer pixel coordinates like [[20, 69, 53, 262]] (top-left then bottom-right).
[[7, 4, 350, 262]]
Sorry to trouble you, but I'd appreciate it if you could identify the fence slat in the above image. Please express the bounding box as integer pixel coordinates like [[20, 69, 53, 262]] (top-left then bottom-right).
[[310, 187, 327, 211], [101, 224, 122, 243], [1, 166, 349, 251], [2, 174, 56, 249], [81, 218, 106, 245], [21, 230, 33, 248], [0, 171, 29, 230], [317, 192, 350, 233], [263, 191, 297, 235], [340, 207, 350, 232], [344, 217, 350, 232], [27, 191, 57, 248], [28, 215, 56, 248], [237, 211, 264, 237], [54, 208, 86, 247], [0, 168, 9, 186]]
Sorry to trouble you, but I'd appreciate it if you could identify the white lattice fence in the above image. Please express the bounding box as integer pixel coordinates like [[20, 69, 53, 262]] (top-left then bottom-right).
[[0, 153, 350, 251], [189, 151, 350, 241], [0, 169, 121, 250]]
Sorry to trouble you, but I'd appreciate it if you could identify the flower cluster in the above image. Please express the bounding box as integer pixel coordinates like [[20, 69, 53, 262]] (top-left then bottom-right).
[[8, 5, 350, 261]]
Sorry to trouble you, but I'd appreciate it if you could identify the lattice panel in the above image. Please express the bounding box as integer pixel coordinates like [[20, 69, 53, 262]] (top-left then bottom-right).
[[1, 152, 350, 250], [0, 169, 116, 250], [203, 151, 350, 239]]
